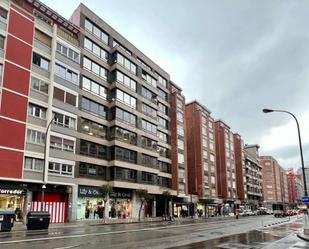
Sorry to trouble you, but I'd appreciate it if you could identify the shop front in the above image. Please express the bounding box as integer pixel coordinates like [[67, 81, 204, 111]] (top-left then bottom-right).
[[109, 188, 132, 219], [77, 186, 133, 220], [172, 197, 190, 218], [0, 186, 26, 221]]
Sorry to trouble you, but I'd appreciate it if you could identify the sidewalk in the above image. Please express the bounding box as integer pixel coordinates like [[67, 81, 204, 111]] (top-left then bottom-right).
[[11, 215, 236, 231]]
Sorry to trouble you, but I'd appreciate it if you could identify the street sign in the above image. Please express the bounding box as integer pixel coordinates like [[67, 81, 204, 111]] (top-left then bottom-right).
[[302, 196, 309, 204]]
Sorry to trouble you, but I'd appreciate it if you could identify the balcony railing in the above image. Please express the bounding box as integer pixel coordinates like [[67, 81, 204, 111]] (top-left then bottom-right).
[[0, 48, 3, 59], [0, 18, 7, 32], [34, 39, 51, 54]]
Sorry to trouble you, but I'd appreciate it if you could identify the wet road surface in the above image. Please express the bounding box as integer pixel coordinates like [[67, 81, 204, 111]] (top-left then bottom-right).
[[0, 215, 305, 249]]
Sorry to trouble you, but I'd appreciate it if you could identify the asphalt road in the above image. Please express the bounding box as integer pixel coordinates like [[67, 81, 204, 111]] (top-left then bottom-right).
[[0, 215, 305, 249]]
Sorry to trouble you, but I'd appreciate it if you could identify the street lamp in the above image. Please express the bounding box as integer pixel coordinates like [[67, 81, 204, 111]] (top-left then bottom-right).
[[262, 109, 307, 196], [41, 114, 55, 211]]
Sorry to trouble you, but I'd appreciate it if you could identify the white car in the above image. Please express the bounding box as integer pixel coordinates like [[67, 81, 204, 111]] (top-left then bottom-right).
[[266, 209, 273, 215], [245, 210, 254, 216]]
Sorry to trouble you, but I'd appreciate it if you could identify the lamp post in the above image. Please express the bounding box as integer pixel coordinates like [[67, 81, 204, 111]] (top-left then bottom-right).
[[262, 109, 307, 196], [41, 114, 55, 211], [262, 109, 309, 234]]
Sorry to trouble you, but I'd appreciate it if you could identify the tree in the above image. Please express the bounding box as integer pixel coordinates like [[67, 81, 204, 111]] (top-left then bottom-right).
[[162, 190, 171, 219], [98, 184, 113, 219], [136, 189, 148, 222]]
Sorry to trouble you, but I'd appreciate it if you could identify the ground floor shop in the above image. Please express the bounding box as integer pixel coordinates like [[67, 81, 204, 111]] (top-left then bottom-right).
[[77, 185, 134, 220], [0, 181, 71, 223]]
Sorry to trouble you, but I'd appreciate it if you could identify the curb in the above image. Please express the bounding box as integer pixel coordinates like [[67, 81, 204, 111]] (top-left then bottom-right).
[[297, 233, 309, 242]]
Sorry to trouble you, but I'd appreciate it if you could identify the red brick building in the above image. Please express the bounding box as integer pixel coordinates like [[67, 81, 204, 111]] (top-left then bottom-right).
[[185, 101, 217, 199], [233, 134, 246, 201], [260, 156, 289, 207], [214, 120, 237, 201]]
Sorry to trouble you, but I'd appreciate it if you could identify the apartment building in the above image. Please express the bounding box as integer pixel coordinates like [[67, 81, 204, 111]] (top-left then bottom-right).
[[233, 134, 246, 202], [260, 156, 288, 208], [0, 0, 190, 222], [0, 0, 80, 223], [244, 144, 263, 210], [287, 169, 297, 205], [169, 82, 189, 216], [214, 120, 237, 205], [280, 168, 289, 204], [185, 101, 218, 216]]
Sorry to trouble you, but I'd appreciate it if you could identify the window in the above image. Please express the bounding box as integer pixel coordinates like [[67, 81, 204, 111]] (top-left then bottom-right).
[[0, 7, 8, 21], [80, 140, 107, 159], [56, 42, 79, 62], [176, 98, 183, 110], [115, 89, 136, 109], [116, 53, 136, 74], [0, 35, 5, 50], [111, 126, 137, 145], [113, 108, 136, 126], [53, 111, 76, 129], [141, 87, 156, 101], [50, 135, 75, 152], [158, 103, 168, 115], [157, 88, 168, 101], [24, 157, 44, 172], [84, 37, 108, 61], [26, 129, 45, 145], [80, 118, 106, 138], [178, 139, 184, 150], [83, 57, 107, 79], [142, 120, 157, 134], [81, 97, 107, 118], [177, 112, 183, 122], [115, 71, 136, 91], [141, 136, 157, 151], [28, 103, 46, 119], [55, 63, 79, 84], [178, 153, 185, 164], [48, 161, 73, 177], [141, 154, 157, 168], [113, 39, 131, 55], [158, 131, 168, 142], [141, 172, 155, 184], [30, 77, 48, 94], [177, 126, 184, 137], [158, 75, 167, 88], [158, 146, 169, 158], [79, 162, 106, 179], [158, 116, 168, 129], [210, 154, 215, 162], [142, 70, 156, 87], [158, 161, 171, 173], [82, 77, 107, 99], [53, 87, 77, 106], [112, 146, 136, 164], [142, 103, 157, 118], [84, 19, 109, 44], [32, 53, 49, 70]]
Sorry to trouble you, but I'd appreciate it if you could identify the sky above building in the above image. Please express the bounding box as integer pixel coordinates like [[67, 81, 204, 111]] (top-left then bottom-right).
[[43, 0, 309, 170]]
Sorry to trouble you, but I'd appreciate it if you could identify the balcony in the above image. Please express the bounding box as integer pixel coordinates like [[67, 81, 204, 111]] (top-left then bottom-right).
[[0, 48, 3, 59], [34, 39, 51, 55], [0, 17, 7, 33], [35, 17, 53, 35]]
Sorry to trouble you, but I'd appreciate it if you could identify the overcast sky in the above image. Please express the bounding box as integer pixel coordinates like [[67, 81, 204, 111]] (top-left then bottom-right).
[[44, 0, 309, 170]]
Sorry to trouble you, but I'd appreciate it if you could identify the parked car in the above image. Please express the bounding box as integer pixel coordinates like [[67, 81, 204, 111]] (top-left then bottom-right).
[[266, 209, 273, 215], [257, 207, 267, 215], [245, 210, 255, 216]]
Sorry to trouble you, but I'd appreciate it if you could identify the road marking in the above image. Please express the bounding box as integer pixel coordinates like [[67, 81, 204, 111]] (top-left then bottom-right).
[[53, 245, 81, 249], [0, 222, 216, 245]]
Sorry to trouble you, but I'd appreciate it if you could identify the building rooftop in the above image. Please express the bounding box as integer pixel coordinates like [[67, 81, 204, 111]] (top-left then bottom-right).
[[186, 100, 212, 114]]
